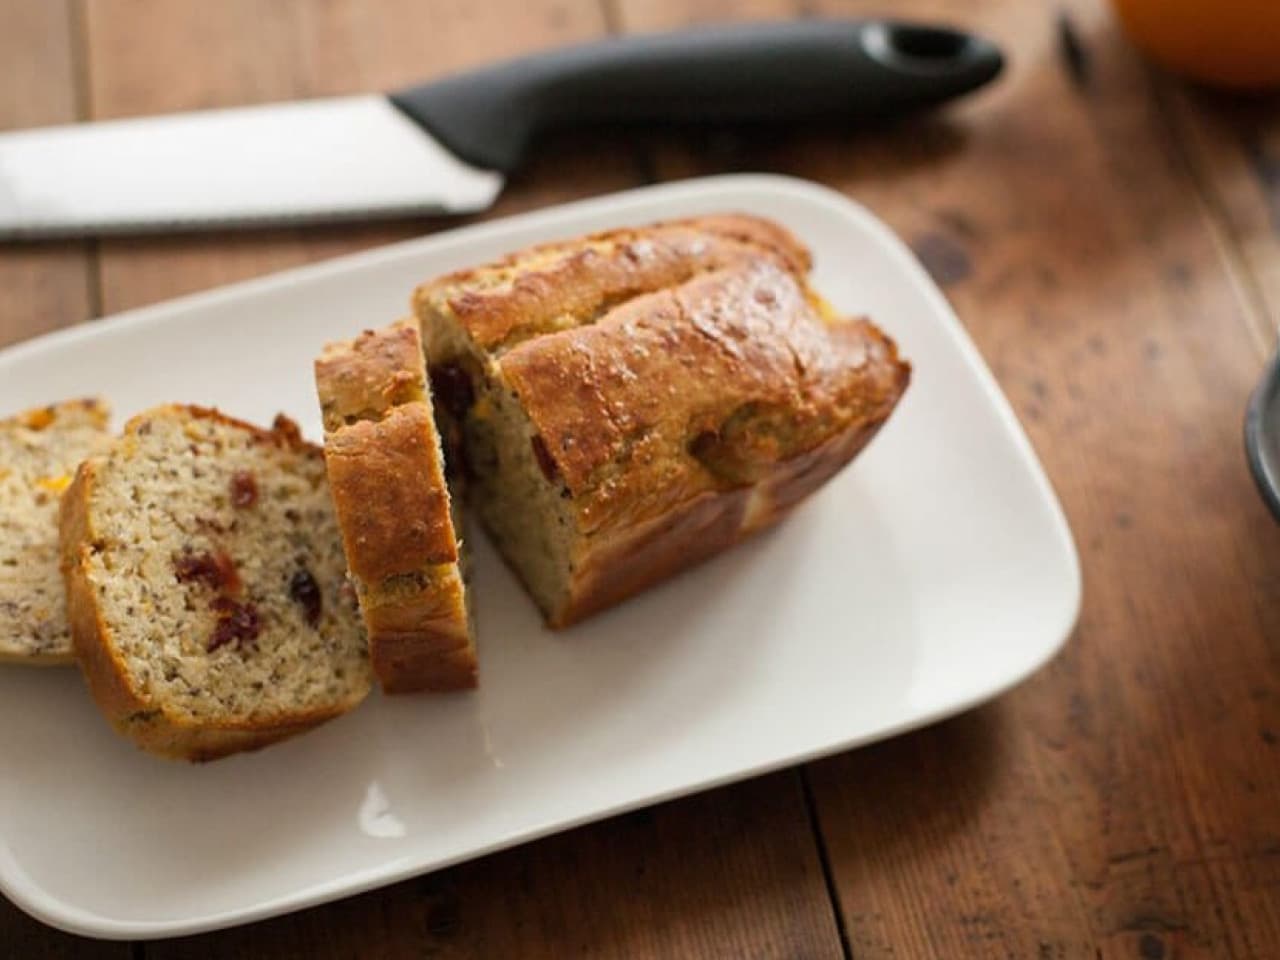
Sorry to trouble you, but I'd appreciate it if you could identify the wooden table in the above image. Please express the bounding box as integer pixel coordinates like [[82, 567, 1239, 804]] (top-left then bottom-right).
[[3, 1, 1278, 956]]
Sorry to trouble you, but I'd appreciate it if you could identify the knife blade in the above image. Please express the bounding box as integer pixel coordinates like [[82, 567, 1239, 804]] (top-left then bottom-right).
[[0, 20, 1002, 239]]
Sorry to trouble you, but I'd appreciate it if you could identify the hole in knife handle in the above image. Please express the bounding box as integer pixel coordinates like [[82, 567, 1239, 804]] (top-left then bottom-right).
[[863, 24, 978, 74], [888, 27, 970, 61]]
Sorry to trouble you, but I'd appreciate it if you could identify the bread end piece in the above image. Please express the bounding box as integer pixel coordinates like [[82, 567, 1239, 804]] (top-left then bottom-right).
[[316, 320, 477, 693]]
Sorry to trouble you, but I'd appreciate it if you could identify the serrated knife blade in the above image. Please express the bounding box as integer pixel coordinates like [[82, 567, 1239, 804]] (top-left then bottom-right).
[[0, 96, 502, 239]]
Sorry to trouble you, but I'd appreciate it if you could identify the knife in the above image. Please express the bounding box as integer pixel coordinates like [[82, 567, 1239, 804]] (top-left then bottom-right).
[[0, 20, 1002, 239]]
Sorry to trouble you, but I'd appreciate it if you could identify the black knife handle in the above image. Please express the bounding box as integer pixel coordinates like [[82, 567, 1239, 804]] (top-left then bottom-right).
[[390, 20, 1003, 173]]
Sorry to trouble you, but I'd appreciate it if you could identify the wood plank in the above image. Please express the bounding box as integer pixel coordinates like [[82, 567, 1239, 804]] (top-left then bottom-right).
[[79, 2, 841, 957], [83, 0, 640, 313], [0, 903, 130, 960], [615, 0, 1280, 956], [0, 0, 93, 352], [147, 772, 841, 958]]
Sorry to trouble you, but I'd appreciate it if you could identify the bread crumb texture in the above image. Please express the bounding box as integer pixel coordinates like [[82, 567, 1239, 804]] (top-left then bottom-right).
[[62, 405, 371, 759], [0, 398, 110, 664]]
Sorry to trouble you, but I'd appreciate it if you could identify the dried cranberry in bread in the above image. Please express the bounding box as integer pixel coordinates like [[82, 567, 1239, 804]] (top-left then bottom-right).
[[315, 319, 477, 693], [415, 214, 910, 627], [58, 405, 371, 761], [0, 398, 110, 665]]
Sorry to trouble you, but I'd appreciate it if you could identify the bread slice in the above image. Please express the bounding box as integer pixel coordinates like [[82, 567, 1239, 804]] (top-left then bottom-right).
[[59, 405, 372, 761], [315, 319, 477, 693], [414, 214, 911, 627], [1, 398, 110, 665]]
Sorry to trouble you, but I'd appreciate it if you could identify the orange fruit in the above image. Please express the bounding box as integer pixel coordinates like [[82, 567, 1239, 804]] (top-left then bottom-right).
[[1110, 0, 1280, 90]]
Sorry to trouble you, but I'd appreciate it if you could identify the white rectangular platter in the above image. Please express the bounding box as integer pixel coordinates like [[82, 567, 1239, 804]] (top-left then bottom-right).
[[0, 174, 1080, 939]]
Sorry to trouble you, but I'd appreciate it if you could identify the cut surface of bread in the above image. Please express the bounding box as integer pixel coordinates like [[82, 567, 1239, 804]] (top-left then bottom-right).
[[0, 398, 110, 665], [59, 405, 371, 761], [315, 319, 477, 693], [415, 214, 911, 627]]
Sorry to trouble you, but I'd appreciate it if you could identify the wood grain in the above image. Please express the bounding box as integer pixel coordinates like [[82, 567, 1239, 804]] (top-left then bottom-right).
[[1159, 80, 1280, 349], [147, 772, 842, 959], [613, 0, 1280, 956], [0, 0, 93, 352]]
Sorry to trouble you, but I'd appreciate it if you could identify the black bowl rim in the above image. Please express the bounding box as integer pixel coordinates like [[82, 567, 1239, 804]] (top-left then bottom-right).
[[1245, 343, 1280, 522]]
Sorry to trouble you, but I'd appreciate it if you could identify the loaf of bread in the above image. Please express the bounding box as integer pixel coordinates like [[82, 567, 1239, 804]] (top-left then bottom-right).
[[59, 405, 372, 761], [315, 319, 477, 693], [414, 214, 910, 627], [1, 398, 110, 664]]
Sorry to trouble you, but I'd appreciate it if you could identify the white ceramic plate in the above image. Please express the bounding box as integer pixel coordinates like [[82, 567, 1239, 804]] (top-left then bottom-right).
[[0, 175, 1079, 939]]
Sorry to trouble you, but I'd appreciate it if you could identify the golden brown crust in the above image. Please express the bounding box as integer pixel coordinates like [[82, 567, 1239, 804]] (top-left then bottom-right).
[[362, 574, 477, 692], [499, 257, 909, 534], [316, 320, 477, 693], [366, 634, 476, 695], [60, 459, 139, 720], [557, 486, 752, 627], [315, 321, 426, 430], [11, 396, 108, 433], [554, 404, 899, 627], [59, 441, 354, 762], [322, 406, 457, 579], [414, 214, 812, 354], [121, 404, 319, 455], [417, 213, 910, 628]]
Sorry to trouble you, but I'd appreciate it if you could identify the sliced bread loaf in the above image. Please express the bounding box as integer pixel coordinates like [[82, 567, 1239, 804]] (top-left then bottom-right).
[[59, 405, 371, 761], [315, 319, 477, 693], [415, 214, 910, 627], [1, 398, 110, 664]]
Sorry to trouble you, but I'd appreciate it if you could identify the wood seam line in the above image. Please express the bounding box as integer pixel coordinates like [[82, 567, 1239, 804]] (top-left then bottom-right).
[[68, 0, 104, 322], [799, 767, 854, 960], [1148, 70, 1275, 358]]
